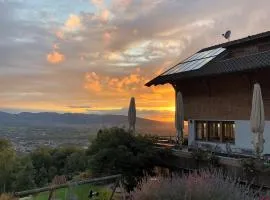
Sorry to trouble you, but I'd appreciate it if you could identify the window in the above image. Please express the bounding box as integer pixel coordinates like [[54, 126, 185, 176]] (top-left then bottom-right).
[[196, 121, 207, 140], [195, 121, 235, 143], [223, 122, 235, 143]]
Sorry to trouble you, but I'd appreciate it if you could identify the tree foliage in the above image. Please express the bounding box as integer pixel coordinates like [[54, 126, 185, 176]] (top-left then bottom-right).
[[0, 127, 176, 193], [0, 140, 89, 192], [0, 139, 16, 193], [30, 146, 89, 187], [87, 127, 176, 192], [12, 156, 36, 191]]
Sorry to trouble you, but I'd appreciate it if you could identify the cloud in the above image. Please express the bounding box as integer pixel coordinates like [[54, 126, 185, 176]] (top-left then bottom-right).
[[84, 72, 102, 92], [47, 51, 65, 64], [64, 14, 82, 30], [103, 31, 112, 44], [67, 105, 92, 109], [100, 9, 111, 23], [84, 67, 175, 116], [91, 0, 103, 7], [2, 0, 270, 121], [56, 31, 64, 39], [53, 43, 59, 49], [84, 68, 145, 94]]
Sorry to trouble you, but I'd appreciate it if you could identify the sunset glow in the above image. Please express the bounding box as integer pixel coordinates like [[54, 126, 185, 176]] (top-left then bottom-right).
[[0, 0, 269, 122]]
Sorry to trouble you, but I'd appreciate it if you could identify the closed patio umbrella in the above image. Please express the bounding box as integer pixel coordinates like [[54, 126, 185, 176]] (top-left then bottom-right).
[[175, 91, 184, 144], [128, 97, 136, 134], [250, 83, 265, 157]]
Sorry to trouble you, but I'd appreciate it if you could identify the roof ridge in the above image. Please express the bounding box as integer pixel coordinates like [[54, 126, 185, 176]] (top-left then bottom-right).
[[200, 30, 270, 52], [214, 49, 270, 63]]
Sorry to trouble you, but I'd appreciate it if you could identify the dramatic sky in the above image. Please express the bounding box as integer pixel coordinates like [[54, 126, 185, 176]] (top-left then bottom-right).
[[0, 0, 270, 121]]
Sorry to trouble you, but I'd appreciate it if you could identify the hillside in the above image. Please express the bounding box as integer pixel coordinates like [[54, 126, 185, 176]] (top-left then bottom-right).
[[0, 111, 175, 136]]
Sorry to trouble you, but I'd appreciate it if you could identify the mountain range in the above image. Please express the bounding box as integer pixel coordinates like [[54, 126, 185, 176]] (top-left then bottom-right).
[[0, 111, 175, 136]]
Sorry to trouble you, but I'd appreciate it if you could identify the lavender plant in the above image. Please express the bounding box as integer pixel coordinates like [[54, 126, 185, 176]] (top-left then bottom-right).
[[131, 170, 264, 200]]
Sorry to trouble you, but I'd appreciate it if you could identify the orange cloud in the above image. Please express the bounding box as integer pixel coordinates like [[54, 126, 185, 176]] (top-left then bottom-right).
[[47, 51, 65, 64], [85, 68, 145, 94], [65, 14, 81, 30], [83, 70, 175, 121], [100, 9, 111, 23], [84, 68, 175, 113], [84, 72, 102, 92]]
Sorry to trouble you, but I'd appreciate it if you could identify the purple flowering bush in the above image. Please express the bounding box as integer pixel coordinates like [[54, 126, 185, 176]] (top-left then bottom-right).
[[131, 170, 264, 200]]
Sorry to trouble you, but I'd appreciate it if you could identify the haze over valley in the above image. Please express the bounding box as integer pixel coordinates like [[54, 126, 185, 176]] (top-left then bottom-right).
[[0, 111, 175, 153]]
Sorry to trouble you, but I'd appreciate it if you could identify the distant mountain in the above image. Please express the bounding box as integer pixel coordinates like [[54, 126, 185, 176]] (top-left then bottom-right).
[[0, 111, 175, 136]]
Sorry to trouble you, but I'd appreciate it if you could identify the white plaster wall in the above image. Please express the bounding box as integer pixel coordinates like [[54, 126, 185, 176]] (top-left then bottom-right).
[[188, 120, 195, 146], [187, 119, 270, 154], [235, 120, 270, 154]]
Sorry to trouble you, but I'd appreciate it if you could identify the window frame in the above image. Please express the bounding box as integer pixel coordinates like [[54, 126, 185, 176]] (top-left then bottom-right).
[[195, 120, 235, 144]]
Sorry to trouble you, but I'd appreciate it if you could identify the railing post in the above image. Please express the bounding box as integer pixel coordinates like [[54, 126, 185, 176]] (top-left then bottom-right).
[[109, 178, 120, 200], [48, 188, 54, 200]]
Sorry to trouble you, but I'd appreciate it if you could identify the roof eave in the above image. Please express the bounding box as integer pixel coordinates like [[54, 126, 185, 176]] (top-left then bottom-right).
[[145, 77, 163, 87], [145, 74, 178, 87]]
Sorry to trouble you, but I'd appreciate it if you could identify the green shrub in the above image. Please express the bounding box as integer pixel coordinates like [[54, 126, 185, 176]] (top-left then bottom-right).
[[191, 148, 208, 161], [191, 149, 220, 168], [131, 170, 262, 200], [87, 127, 177, 192], [241, 158, 258, 174]]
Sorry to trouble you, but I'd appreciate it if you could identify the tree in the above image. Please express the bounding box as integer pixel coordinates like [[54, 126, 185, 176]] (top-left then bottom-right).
[[87, 127, 176, 192], [65, 151, 88, 176], [12, 156, 36, 191], [35, 167, 49, 187], [48, 166, 58, 181], [0, 139, 16, 193], [30, 147, 52, 187]]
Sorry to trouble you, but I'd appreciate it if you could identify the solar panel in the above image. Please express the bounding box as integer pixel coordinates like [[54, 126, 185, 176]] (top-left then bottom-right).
[[162, 47, 226, 76]]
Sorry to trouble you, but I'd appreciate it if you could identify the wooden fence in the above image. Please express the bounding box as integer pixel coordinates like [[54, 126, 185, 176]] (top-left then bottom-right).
[[14, 174, 122, 200]]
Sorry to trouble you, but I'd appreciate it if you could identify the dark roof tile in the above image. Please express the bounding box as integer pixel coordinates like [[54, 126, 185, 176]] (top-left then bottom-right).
[[146, 50, 270, 86]]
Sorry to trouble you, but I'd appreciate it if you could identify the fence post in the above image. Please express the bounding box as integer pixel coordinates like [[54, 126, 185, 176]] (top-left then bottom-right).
[[109, 178, 120, 200], [48, 188, 54, 200]]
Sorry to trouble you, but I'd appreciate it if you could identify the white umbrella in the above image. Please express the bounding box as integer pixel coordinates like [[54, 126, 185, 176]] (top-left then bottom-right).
[[250, 83, 265, 157], [175, 91, 184, 144], [128, 97, 136, 134]]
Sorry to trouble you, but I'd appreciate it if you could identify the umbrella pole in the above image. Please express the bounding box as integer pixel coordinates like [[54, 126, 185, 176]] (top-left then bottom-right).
[[176, 130, 183, 146]]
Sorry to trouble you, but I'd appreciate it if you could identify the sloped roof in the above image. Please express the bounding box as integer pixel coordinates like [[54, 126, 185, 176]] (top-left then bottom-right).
[[200, 31, 270, 52], [146, 31, 270, 87], [146, 50, 270, 86]]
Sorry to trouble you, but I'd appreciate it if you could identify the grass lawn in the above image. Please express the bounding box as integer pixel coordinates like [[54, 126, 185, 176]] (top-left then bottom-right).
[[32, 184, 112, 200]]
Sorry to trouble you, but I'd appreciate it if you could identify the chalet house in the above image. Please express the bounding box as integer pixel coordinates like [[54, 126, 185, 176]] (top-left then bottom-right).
[[146, 31, 270, 154]]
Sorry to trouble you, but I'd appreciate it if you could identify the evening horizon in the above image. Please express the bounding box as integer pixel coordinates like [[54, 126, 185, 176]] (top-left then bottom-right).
[[1, 0, 270, 122]]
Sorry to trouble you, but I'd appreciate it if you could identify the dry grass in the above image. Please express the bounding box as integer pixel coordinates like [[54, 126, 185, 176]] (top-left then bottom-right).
[[0, 194, 17, 200], [131, 170, 264, 200]]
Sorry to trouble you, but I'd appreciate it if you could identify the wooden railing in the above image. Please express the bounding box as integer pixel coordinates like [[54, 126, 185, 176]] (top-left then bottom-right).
[[153, 135, 188, 148], [14, 174, 122, 200], [149, 135, 176, 148]]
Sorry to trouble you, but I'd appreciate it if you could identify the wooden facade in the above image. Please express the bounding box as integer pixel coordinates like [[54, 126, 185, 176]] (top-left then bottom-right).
[[175, 68, 270, 121]]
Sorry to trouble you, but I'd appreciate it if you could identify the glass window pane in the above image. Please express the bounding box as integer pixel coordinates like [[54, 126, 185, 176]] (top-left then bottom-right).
[[196, 120, 235, 143], [179, 60, 197, 72], [192, 57, 214, 70], [161, 48, 225, 76]]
